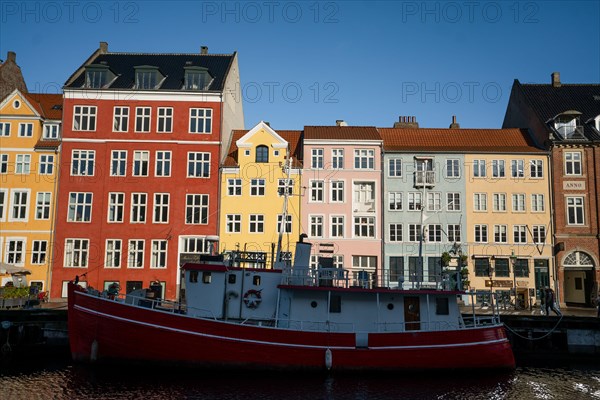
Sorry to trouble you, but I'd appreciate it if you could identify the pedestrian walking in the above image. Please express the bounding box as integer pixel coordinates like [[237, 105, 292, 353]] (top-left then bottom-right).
[[544, 287, 561, 317]]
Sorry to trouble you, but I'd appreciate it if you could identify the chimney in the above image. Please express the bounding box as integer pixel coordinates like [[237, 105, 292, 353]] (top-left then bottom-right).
[[99, 42, 108, 54], [264, 121, 270, 127], [449, 115, 460, 129], [551, 72, 561, 87], [6, 51, 16, 63], [336, 120, 348, 127], [200, 46, 208, 55], [393, 116, 419, 129]]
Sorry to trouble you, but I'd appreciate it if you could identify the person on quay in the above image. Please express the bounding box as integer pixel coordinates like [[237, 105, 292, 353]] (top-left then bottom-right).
[[544, 287, 561, 317]]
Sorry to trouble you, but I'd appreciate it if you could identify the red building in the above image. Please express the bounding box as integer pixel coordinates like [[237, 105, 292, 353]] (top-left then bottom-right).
[[50, 42, 243, 300]]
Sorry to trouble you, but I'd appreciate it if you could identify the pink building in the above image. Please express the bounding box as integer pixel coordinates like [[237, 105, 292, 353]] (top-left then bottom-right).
[[302, 124, 383, 287]]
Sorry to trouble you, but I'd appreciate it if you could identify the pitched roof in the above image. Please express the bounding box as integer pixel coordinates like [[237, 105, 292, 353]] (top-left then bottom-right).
[[518, 82, 600, 140], [65, 52, 235, 91], [223, 129, 304, 168], [378, 128, 544, 153], [23, 93, 63, 120], [304, 126, 381, 141]]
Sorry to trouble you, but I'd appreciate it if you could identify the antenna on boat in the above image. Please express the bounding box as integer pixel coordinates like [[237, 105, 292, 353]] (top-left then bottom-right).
[[274, 154, 293, 270]]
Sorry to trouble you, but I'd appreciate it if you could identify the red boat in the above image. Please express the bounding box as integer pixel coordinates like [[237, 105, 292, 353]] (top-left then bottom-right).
[[67, 244, 515, 370]]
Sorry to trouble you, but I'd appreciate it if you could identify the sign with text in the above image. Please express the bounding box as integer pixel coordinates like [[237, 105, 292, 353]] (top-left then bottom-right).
[[563, 181, 585, 190]]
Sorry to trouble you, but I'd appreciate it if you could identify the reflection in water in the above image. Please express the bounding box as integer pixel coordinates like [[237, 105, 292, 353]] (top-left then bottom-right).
[[1, 357, 600, 400]]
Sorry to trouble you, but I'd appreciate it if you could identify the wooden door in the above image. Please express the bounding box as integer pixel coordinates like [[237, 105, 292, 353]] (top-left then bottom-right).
[[404, 296, 421, 331]]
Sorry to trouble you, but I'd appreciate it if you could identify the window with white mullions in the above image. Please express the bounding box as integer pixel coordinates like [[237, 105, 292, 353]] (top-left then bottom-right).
[[67, 192, 92, 222], [73, 106, 96, 131], [111, 150, 127, 176], [113, 107, 129, 132], [185, 194, 208, 225], [105, 239, 122, 268], [135, 107, 151, 133], [127, 240, 144, 268], [189, 108, 212, 133]]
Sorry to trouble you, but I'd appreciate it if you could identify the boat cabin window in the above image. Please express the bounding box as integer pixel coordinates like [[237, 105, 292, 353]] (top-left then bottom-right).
[[436, 297, 449, 315], [228, 274, 236, 284], [202, 272, 212, 284], [329, 295, 341, 313], [190, 271, 199, 283], [253, 275, 261, 286]]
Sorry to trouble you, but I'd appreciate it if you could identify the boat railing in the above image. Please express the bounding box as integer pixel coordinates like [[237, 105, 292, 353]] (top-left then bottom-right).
[[119, 291, 216, 320], [279, 319, 355, 333], [375, 320, 461, 333]]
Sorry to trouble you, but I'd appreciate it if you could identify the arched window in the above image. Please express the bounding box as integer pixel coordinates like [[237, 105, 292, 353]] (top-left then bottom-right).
[[563, 251, 594, 267], [256, 145, 269, 163]]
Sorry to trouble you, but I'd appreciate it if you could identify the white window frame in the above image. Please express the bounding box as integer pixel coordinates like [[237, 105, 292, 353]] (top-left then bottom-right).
[[330, 180, 344, 203], [408, 192, 422, 211], [389, 158, 402, 177], [135, 107, 151, 133], [189, 108, 212, 134], [277, 214, 292, 233], [354, 149, 375, 170], [9, 189, 30, 222], [513, 225, 527, 243], [427, 192, 442, 211], [354, 216, 375, 238], [493, 193, 507, 212], [185, 194, 209, 225], [311, 148, 323, 169], [110, 150, 127, 177], [474, 193, 487, 212], [153, 193, 170, 224], [332, 148, 344, 169], [226, 214, 241, 233], [474, 224, 488, 243], [155, 151, 171, 177], [532, 225, 546, 244], [151, 240, 168, 268], [408, 224, 422, 242], [18, 122, 33, 137], [249, 214, 264, 233], [250, 179, 266, 196], [31, 240, 47, 265], [35, 192, 51, 220], [113, 106, 129, 132], [491, 159, 505, 178], [67, 192, 93, 223], [107, 192, 125, 223], [71, 150, 95, 176], [5, 238, 26, 265], [330, 215, 345, 238], [0, 122, 10, 136], [427, 224, 442, 243], [0, 154, 8, 174], [511, 159, 525, 178], [105, 239, 122, 268], [39, 154, 54, 175], [447, 192, 461, 211], [43, 124, 59, 139], [445, 159, 460, 178], [0, 188, 7, 221], [310, 215, 324, 238], [73, 105, 97, 131], [133, 150, 150, 177], [494, 225, 507, 243], [447, 224, 461, 243], [389, 223, 403, 242], [187, 152, 210, 178], [512, 193, 526, 212], [566, 196, 585, 225], [127, 240, 145, 268], [530, 159, 543, 178], [531, 194, 545, 212], [15, 154, 31, 174], [564, 151, 582, 176], [157, 107, 173, 133], [277, 179, 293, 197], [130, 193, 147, 223], [473, 159, 486, 177], [388, 192, 403, 211], [64, 238, 89, 268], [227, 178, 242, 196]]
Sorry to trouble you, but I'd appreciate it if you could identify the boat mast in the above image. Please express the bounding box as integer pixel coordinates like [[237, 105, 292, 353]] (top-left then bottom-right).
[[274, 154, 293, 269], [417, 159, 428, 289]]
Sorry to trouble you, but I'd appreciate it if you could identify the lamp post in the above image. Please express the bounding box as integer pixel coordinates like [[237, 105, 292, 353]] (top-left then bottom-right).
[[510, 250, 518, 310], [488, 262, 494, 311]]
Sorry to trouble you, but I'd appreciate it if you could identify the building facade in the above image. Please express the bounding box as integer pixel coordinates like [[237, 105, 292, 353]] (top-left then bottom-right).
[[302, 124, 383, 287], [503, 73, 600, 308], [220, 122, 303, 268], [50, 42, 243, 300], [0, 89, 62, 291]]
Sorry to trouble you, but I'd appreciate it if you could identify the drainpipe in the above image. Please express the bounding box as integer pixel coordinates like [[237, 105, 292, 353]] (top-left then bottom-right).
[[594, 144, 600, 300], [547, 146, 559, 303], [47, 143, 62, 300]]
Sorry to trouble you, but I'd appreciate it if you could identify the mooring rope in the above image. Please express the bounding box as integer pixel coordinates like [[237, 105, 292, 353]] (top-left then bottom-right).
[[503, 314, 564, 340]]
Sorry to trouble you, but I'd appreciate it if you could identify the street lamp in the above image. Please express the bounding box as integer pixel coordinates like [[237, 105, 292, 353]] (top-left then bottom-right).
[[510, 250, 518, 310], [488, 261, 494, 311]]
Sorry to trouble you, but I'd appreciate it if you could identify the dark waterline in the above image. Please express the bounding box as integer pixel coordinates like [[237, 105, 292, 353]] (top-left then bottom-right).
[[1, 356, 600, 400]]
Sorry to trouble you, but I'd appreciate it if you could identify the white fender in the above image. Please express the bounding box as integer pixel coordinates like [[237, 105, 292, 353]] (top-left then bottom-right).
[[325, 348, 332, 370], [90, 339, 98, 362]]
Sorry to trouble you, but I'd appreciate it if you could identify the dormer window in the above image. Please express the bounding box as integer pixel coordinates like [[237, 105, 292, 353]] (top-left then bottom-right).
[[256, 145, 269, 163], [43, 124, 60, 139], [84, 65, 115, 89], [554, 111, 584, 139], [594, 115, 600, 132], [135, 66, 164, 90], [184, 66, 213, 90]]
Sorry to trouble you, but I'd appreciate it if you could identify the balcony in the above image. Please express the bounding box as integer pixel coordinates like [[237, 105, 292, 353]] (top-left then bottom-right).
[[415, 171, 435, 188]]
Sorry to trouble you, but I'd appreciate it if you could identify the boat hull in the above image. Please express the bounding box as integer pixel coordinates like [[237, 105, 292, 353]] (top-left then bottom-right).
[[68, 284, 515, 370]]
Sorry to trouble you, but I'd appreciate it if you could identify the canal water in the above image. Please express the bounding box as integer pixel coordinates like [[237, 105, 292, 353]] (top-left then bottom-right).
[[1, 356, 599, 399]]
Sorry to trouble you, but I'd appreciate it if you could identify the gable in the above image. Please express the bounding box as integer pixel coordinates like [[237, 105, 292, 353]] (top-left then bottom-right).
[[236, 121, 288, 149], [0, 90, 40, 117]]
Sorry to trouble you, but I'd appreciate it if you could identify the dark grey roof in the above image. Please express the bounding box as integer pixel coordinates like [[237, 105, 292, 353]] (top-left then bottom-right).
[[65, 53, 235, 91], [518, 81, 600, 141]]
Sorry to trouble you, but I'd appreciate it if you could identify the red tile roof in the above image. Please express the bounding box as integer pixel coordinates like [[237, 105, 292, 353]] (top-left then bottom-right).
[[378, 128, 544, 153], [23, 93, 63, 120], [34, 140, 61, 149], [223, 129, 304, 167], [304, 126, 381, 141]]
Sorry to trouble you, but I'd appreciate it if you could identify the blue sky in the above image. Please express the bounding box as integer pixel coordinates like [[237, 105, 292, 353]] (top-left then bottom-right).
[[1, 1, 598, 130]]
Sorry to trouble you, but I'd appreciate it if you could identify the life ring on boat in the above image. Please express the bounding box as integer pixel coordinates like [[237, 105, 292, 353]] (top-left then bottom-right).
[[243, 289, 262, 309]]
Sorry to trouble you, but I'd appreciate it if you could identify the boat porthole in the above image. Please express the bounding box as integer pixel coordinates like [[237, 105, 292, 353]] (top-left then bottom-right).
[[387, 303, 394, 310], [311, 301, 318, 308]]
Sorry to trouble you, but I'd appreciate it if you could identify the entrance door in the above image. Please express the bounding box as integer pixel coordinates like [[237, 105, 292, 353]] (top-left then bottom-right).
[[564, 270, 587, 304], [404, 296, 421, 331], [534, 259, 550, 301]]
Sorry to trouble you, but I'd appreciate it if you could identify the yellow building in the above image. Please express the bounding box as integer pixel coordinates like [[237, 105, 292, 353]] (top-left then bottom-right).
[[464, 129, 553, 309], [220, 122, 303, 268], [0, 89, 62, 292]]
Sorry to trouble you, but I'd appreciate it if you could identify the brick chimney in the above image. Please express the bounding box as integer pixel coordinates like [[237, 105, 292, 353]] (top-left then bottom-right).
[[99, 41, 108, 54], [393, 116, 419, 129], [449, 115, 460, 129], [551, 72, 561, 87], [0, 51, 28, 99], [6, 51, 16, 63], [200, 46, 208, 55]]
